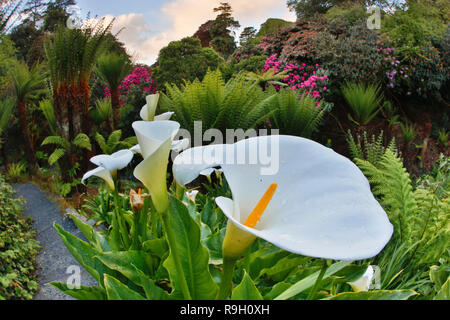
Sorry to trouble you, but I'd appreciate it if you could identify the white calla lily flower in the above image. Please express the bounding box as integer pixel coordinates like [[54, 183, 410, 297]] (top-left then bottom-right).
[[81, 166, 115, 191], [133, 120, 180, 213], [130, 144, 142, 155], [154, 112, 175, 121], [173, 135, 393, 261], [140, 93, 174, 122], [82, 150, 134, 191], [130, 138, 189, 157], [348, 266, 375, 292], [90, 149, 134, 173]]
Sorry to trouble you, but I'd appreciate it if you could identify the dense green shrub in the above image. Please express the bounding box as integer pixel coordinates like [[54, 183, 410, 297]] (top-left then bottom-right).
[[153, 37, 222, 90], [0, 36, 17, 95], [311, 21, 383, 92], [325, 5, 368, 25], [382, 1, 448, 56], [257, 18, 294, 38], [406, 42, 447, 99], [0, 175, 40, 300]]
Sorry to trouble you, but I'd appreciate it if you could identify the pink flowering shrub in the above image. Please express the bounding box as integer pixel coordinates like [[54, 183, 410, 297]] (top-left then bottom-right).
[[264, 54, 329, 101], [105, 66, 157, 106], [377, 35, 410, 93]]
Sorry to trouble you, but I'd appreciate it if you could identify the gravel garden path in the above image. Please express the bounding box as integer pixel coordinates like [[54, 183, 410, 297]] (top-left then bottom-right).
[[13, 183, 97, 300]]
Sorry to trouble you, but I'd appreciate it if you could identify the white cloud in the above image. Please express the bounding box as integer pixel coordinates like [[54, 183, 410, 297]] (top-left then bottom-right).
[[91, 1, 296, 65]]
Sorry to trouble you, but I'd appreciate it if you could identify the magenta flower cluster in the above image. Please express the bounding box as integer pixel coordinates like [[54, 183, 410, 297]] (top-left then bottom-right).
[[263, 54, 329, 100], [104, 66, 156, 105], [377, 36, 409, 89]]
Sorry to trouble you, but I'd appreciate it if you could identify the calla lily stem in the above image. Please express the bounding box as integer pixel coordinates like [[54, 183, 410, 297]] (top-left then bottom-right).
[[217, 257, 237, 300], [306, 260, 328, 300], [113, 186, 130, 249]]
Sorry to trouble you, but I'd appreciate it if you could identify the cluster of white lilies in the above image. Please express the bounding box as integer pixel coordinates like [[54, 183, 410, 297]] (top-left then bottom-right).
[[82, 94, 394, 294]]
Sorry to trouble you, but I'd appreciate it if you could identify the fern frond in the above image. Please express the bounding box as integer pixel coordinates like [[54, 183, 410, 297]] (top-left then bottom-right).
[[42, 136, 70, 149], [48, 148, 66, 166], [72, 133, 92, 151]]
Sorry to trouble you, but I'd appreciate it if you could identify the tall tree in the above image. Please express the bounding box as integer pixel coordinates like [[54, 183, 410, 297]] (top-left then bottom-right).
[[0, 0, 23, 34], [44, 20, 113, 180], [43, 0, 75, 32], [239, 26, 257, 46], [9, 19, 43, 64], [21, 0, 47, 27], [209, 2, 240, 57]]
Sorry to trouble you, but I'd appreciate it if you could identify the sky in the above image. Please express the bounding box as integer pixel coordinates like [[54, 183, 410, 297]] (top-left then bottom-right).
[[75, 0, 296, 65]]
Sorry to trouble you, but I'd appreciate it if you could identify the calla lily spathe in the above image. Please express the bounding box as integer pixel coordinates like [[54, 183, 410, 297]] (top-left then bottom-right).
[[132, 120, 180, 213], [140, 93, 174, 122], [348, 266, 375, 292], [90, 150, 134, 172], [130, 138, 189, 157], [81, 149, 134, 190], [172, 135, 394, 261], [82, 167, 115, 190]]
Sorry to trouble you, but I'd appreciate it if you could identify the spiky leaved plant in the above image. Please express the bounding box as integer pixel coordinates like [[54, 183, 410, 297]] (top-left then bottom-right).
[[44, 19, 113, 181], [268, 89, 327, 138], [244, 68, 289, 91], [96, 53, 131, 130], [341, 82, 383, 126], [8, 61, 47, 172]]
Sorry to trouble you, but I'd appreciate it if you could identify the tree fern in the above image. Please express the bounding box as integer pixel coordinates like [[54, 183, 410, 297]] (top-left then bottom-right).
[[161, 69, 274, 136], [39, 99, 58, 135]]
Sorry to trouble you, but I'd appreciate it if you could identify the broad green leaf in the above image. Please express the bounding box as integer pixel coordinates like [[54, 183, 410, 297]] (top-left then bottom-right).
[[434, 278, 450, 300], [50, 282, 106, 300], [131, 265, 170, 300], [103, 274, 146, 300], [275, 261, 353, 300], [231, 271, 263, 300], [263, 282, 292, 300], [329, 290, 417, 300], [94, 251, 154, 287], [163, 196, 218, 300], [259, 255, 310, 282], [143, 238, 169, 259], [202, 229, 226, 265], [70, 214, 95, 244], [54, 224, 113, 285], [332, 264, 371, 283]]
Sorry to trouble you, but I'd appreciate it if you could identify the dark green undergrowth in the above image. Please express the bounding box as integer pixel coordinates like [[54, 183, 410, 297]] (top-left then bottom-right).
[[0, 175, 41, 300]]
